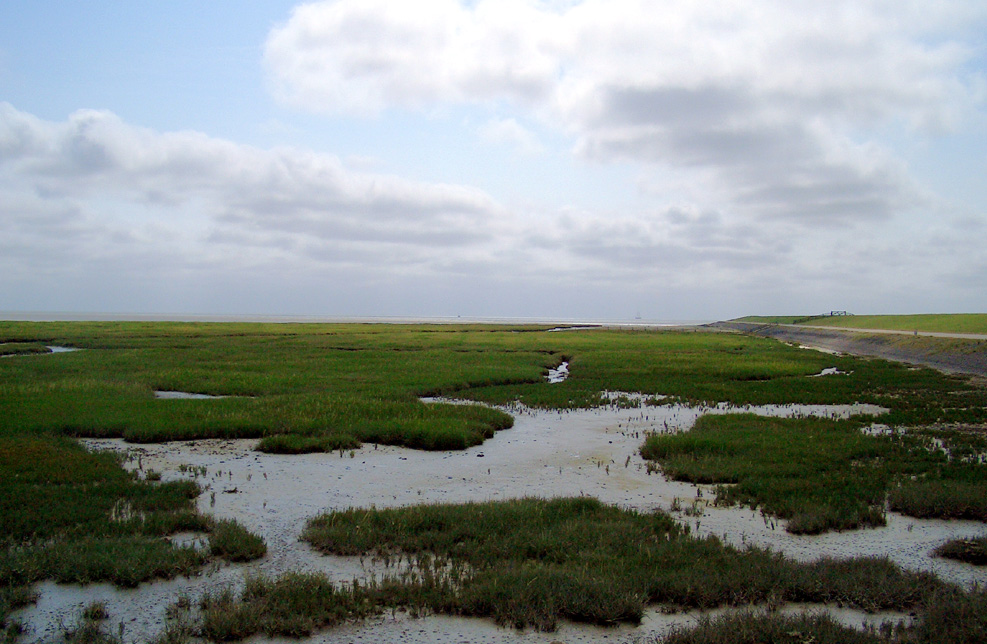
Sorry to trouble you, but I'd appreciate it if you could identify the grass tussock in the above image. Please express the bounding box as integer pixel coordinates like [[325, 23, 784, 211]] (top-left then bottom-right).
[[208, 518, 266, 562], [199, 573, 376, 640], [933, 536, 987, 565], [0, 585, 35, 640], [641, 415, 894, 533], [888, 479, 987, 522], [658, 611, 887, 644]]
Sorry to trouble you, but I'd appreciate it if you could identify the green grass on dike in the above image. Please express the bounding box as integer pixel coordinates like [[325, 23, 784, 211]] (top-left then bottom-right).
[[736, 313, 987, 335]]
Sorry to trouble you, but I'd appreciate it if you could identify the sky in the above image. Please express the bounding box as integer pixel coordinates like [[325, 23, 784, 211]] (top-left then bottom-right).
[[1, 1, 986, 321]]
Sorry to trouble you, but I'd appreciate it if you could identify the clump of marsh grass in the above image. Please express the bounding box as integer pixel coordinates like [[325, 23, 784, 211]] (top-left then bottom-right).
[[910, 586, 987, 644], [933, 536, 987, 566], [0, 584, 35, 642], [151, 598, 197, 644], [80, 602, 108, 621], [199, 572, 375, 640], [208, 518, 266, 562], [256, 433, 359, 454], [640, 414, 895, 534], [59, 606, 122, 644], [657, 611, 889, 644], [656, 587, 987, 644], [123, 497, 981, 642], [887, 479, 987, 522], [0, 537, 208, 588]]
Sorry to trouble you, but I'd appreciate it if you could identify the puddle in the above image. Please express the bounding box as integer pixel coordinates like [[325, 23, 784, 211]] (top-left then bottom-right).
[[47, 345, 80, 353], [862, 423, 894, 437], [546, 361, 569, 383], [810, 367, 849, 377], [13, 399, 985, 643], [699, 400, 887, 421], [798, 344, 842, 355], [154, 391, 226, 400], [1, 345, 79, 358]]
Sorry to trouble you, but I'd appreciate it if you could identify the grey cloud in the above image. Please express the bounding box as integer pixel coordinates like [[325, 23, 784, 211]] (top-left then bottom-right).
[[592, 86, 755, 129], [576, 83, 920, 225], [0, 104, 502, 270]]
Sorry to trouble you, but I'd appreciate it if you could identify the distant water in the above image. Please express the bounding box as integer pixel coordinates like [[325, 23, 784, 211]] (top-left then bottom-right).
[[0, 311, 712, 327]]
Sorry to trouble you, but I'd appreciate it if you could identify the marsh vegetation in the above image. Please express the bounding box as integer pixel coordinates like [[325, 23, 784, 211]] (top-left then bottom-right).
[[2, 320, 986, 642]]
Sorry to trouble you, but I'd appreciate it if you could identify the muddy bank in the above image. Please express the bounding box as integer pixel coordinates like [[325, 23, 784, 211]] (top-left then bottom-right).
[[712, 322, 987, 378]]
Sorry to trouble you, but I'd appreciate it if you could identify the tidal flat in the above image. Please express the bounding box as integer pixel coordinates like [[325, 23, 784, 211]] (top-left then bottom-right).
[[2, 322, 987, 642]]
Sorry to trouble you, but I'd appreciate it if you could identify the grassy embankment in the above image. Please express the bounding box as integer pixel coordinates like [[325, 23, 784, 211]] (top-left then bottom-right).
[[735, 313, 987, 335], [2, 321, 987, 640]]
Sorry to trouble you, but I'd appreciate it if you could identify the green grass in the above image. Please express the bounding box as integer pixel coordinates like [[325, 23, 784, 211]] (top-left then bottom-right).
[[199, 573, 377, 640], [300, 498, 943, 631], [733, 315, 833, 325], [656, 592, 987, 644], [0, 428, 264, 626], [642, 415, 896, 533], [734, 313, 987, 334], [168, 497, 986, 641], [169, 497, 985, 640], [0, 342, 50, 357], [641, 414, 987, 533], [797, 314, 987, 335], [934, 536, 987, 565], [3, 321, 983, 436], [659, 611, 888, 644], [2, 321, 987, 638], [208, 518, 267, 562]]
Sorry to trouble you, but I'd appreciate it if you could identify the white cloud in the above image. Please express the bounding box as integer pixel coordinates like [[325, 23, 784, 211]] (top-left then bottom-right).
[[0, 102, 507, 280], [264, 0, 559, 113], [264, 0, 986, 228], [2, 102, 984, 319], [477, 117, 544, 154]]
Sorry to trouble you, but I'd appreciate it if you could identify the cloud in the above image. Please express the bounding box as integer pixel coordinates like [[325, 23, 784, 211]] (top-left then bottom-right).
[[477, 117, 544, 153], [265, 0, 985, 227], [2, 102, 984, 319], [264, 0, 560, 113], [0, 102, 503, 260]]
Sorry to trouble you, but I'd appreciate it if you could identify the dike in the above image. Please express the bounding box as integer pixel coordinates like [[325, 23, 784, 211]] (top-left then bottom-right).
[[710, 321, 987, 379]]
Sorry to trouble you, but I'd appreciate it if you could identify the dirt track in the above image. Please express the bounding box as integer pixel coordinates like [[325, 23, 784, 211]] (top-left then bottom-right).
[[711, 321, 987, 378]]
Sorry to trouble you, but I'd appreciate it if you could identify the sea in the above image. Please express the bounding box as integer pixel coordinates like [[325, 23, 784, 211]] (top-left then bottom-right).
[[0, 311, 712, 327]]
